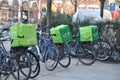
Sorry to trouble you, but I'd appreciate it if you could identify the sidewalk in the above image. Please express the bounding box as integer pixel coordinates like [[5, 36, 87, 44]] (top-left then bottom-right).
[[34, 58, 120, 80]]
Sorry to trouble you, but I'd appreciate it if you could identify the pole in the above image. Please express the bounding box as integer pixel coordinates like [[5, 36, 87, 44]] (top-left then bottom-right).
[[21, 0, 23, 23], [99, 0, 106, 18], [18, 0, 21, 23], [38, 0, 41, 21]]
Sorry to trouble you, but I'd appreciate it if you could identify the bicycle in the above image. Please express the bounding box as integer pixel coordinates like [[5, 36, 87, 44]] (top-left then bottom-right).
[[0, 28, 19, 80], [30, 27, 59, 71], [60, 27, 96, 66], [93, 22, 120, 61], [10, 47, 32, 80], [9, 23, 40, 79], [50, 25, 71, 68], [54, 43, 71, 68], [10, 33, 40, 79], [11, 46, 40, 79], [0, 28, 32, 80], [51, 26, 96, 67]]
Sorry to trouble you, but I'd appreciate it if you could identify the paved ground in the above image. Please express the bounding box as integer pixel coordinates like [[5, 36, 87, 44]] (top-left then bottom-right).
[[32, 58, 120, 80]]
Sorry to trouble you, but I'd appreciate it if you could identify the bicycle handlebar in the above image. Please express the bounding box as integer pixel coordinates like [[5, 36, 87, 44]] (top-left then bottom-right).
[[0, 28, 9, 33], [37, 26, 52, 31], [0, 36, 9, 41], [37, 31, 56, 36]]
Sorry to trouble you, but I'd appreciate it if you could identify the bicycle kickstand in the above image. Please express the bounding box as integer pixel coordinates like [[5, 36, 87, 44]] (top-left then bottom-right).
[[76, 58, 80, 65]]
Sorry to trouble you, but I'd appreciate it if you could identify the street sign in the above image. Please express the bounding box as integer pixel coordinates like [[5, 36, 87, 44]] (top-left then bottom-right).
[[110, 3, 115, 11]]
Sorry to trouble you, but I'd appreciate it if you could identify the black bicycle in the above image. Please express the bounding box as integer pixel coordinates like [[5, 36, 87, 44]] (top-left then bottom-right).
[[1, 24, 41, 80], [55, 43, 71, 68], [10, 45, 40, 79]]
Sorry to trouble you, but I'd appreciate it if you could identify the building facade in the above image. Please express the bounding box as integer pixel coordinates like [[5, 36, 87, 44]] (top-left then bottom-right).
[[1, 0, 119, 22], [0, 0, 9, 22], [0, 0, 42, 23]]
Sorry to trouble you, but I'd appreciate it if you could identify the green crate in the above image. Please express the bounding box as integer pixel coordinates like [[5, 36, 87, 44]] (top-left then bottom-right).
[[10, 24, 37, 47], [50, 25, 72, 43], [79, 25, 99, 42]]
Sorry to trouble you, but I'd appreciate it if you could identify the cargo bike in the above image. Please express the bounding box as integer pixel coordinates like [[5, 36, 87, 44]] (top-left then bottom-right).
[[50, 25, 96, 66], [9, 23, 40, 80]]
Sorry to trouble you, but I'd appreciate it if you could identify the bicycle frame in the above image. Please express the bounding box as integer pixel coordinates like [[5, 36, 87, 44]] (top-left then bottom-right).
[[65, 33, 85, 56], [37, 33, 51, 62]]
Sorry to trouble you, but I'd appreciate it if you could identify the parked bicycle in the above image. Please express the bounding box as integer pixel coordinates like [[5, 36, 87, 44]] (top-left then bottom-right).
[[51, 25, 96, 66], [93, 23, 120, 61], [30, 27, 59, 71], [10, 23, 40, 79], [0, 23, 41, 80], [10, 46, 40, 79], [63, 32, 96, 66], [55, 42, 71, 68], [0, 28, 19, 80], [0, 28, 34, 80]]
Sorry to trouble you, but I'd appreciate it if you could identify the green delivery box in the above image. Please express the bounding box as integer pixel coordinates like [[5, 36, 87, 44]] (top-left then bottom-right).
[[50, 25, 72, 43], [79, 25, 99, 42], [10, 23, 37, 47], [10, 25, 19, 47]]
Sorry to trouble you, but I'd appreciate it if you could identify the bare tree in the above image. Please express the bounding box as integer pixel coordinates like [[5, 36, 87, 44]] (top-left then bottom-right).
[[70, 0, 80, 12]]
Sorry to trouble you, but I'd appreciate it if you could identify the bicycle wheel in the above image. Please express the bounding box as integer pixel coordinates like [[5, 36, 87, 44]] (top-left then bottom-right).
[[27, 50, 40, 78], [0, 47, 19, 80], [1, 57, 19, 80], [44, 44, 59, 71], [111, 50, 120, 61], [77, 45, 96, 66], [1, 28, 10, 40], [16, 52, 31, 80], [93, 41, 111, 60], [28, 46, 39, 57], [58, 45, 71, 68]]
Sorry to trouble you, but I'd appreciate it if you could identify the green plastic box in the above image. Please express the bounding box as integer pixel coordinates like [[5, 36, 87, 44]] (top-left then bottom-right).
[[50, 25, 72, 43], [79, 25, 99, 42], [10, 23, 37, 47], [10, 25, 19, 47]]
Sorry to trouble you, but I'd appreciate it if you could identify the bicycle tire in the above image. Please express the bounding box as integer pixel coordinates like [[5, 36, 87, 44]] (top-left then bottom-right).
[[93, 40, 111, 61], [27, 50, 40, 78], [28, 46, 39, 57], [44, 44, 59, 71], [77, 45, 96, 66], [0, 47, 19, 80], [58, 45, 71, 68], [1, 57, 19, 80], [16, 52, 31, 80]]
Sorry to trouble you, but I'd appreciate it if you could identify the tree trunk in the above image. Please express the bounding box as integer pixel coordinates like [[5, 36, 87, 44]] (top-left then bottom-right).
[[70, 0, 80, 13], [46, 0, 52, 37], [75, 1, 77, 12]]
